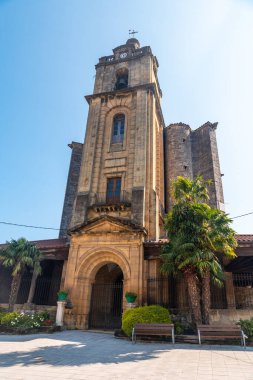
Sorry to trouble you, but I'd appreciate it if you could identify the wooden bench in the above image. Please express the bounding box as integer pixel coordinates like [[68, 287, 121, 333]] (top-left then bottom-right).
[[132, 323, 175, 344], [197, 324, 247, 347]]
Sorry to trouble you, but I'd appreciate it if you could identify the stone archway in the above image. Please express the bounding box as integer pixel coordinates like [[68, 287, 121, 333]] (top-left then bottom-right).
[[68, 249, 131, 329], [89, 263, 124, 329]]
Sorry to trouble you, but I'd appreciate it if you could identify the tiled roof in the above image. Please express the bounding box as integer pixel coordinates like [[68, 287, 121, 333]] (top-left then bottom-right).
[[235, 235, 253, 242], [0, 235, 252, 251], [144, 235, 253, 246], [0, 238, 69, 250]]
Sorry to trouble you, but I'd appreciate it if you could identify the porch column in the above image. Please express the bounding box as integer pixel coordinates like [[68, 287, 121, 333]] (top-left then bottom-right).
[[56, 301, 66, 326], [225, 272, 236, 309]]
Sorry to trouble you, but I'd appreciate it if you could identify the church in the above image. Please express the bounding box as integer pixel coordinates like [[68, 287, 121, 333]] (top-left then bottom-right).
[[1, 38, 253, 329]]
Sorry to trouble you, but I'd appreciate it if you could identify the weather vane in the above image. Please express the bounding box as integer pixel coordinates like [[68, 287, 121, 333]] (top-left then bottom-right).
[[129, 29, 138, 38]]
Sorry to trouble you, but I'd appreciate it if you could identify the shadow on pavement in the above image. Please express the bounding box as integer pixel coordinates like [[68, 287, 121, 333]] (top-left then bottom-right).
[[0, 337, 171, 367], [0, 331, 252, 368]]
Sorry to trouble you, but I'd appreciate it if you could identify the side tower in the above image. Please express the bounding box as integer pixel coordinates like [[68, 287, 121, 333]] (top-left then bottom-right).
[[164, 121, 224, 212], [63, 39, 165, 329]]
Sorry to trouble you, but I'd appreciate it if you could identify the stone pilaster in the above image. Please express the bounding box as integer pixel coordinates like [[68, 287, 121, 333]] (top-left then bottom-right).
[[131, 187, 145, 226], [225, 272, 236, 309]]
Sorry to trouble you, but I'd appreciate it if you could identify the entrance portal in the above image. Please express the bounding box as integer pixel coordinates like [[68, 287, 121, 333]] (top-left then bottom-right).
[[89, 263, 123, 330]]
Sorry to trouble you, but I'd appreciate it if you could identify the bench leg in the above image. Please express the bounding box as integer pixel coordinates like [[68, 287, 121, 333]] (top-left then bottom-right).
[[242, 332, 246, 348], [172, 327, 175, 345], [132, 328, 135, 344], [198, 330, 201, 345]]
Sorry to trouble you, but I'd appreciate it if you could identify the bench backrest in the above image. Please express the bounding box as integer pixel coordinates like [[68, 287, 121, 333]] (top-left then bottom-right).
[[197, 325, 241, 332], [134, 323, 174, 331], [197, 325, 242, 336]]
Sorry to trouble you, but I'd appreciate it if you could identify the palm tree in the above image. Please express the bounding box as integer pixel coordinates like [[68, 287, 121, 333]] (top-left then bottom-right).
[[0, 238, 42, 311], [26, 248, 42, 305], [200, 208, 237, 323], [173, 175, 211, 203], [161, 176, 237, 325], [161, 235, 203, 324]]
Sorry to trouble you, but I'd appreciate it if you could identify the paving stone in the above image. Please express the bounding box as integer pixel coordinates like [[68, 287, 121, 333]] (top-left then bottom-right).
[[0, 331, 253, 379]]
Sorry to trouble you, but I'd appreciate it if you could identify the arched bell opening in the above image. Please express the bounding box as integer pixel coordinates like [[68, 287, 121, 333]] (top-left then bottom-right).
[[89, 263, 124, 330], [115, 68, 128, 90]]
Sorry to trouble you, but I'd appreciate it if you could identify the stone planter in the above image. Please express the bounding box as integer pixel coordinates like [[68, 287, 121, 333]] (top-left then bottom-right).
[[126, 302, 137, 309]]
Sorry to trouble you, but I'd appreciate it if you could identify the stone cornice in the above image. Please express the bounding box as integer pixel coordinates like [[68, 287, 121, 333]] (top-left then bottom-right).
[[85, 83, 165, 127], [96, 46, 152, 68]]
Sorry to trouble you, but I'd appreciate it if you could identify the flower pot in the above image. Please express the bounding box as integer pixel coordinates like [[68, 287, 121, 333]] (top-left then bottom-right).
[[125, 294, 137, 303], [57, 293, 68, 301]]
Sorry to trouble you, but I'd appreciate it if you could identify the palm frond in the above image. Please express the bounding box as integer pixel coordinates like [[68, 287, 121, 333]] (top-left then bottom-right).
[[0, 238, 43, 277]]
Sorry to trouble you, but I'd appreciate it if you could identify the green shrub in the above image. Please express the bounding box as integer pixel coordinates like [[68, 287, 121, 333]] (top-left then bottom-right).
[[0, 312, 51, 328], [122, 305, 172, 337], [0, 312, 19, 326], [38, 311, 50, 320], [174, 321, 184, 335], [238, 318, 253, 338], [0, 312, 8, 324]]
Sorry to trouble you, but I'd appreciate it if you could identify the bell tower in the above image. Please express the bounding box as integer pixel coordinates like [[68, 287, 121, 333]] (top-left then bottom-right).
[[61, 39, 166, 328], [68, 38, 165, 240]]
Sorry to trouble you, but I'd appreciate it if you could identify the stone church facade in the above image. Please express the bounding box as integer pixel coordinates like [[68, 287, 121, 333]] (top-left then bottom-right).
[[58, 39, 227, 329], [1, 38, 253, 329]]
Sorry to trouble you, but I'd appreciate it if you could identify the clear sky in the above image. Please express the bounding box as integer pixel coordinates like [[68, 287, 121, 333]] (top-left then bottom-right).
[[0, 0, 253, 242]]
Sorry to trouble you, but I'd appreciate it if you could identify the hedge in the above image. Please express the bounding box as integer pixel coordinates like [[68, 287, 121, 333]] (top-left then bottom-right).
[[238, 318, 253, 338], [122, 305, 172, 337]]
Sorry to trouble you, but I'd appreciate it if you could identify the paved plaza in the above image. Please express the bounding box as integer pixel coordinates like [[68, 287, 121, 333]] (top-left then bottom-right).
[[0, 331, 253, 380]]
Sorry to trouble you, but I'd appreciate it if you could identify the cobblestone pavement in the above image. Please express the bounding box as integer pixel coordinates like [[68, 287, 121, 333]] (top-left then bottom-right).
[[0, 331, 253, 380]]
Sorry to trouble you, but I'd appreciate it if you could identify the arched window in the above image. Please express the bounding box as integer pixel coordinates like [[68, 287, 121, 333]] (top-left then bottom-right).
[[112, 114, 125, 144], [115, 70, 128, 90]]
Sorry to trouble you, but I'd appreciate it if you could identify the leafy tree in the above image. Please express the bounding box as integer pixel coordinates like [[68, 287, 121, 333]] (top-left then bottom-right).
[[0, 238, 42, 311], [161, 176, 237, 325]]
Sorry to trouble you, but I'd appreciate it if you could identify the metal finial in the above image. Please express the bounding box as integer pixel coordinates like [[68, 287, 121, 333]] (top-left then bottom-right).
[[128, 29, 138, 38]]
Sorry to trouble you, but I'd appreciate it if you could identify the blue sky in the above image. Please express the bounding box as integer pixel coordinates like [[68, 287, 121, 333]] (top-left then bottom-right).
[[0, 0, 252, 241]]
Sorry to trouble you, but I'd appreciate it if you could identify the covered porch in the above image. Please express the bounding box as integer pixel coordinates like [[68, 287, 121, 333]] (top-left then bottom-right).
[[143, 235, 253, 324], [0, 238, 69, 314]]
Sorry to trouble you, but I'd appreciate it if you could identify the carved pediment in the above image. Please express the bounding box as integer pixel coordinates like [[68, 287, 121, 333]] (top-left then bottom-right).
[[84, 220, 130, 234], [69, 215, 146, 236]]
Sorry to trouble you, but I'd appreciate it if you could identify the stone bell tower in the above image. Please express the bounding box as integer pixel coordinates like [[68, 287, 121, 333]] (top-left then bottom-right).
[[66, 38, 165, 240], [61, 39, 166, 328]]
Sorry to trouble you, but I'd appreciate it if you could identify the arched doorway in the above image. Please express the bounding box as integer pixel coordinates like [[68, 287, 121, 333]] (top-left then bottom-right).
[[89, 263, 123, 330]]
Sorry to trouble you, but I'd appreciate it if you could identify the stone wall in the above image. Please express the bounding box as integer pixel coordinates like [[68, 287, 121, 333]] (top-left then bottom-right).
[[210, 309, 253, 325], [164, 123, 193, 212], [59, 142, 83, 237], [191, 122, 224, 209]]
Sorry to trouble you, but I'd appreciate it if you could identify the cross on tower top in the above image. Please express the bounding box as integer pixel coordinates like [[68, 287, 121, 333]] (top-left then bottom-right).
[[128, 29, 138, 38]]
